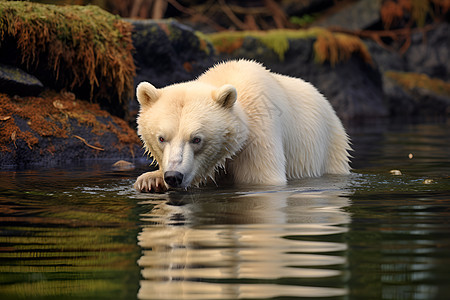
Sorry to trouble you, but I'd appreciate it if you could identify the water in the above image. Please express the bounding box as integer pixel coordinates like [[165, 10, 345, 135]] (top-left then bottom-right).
[[0, 121, 449, 300]]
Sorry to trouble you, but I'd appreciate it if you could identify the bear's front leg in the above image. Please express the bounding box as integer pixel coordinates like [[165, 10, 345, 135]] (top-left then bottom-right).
[[134, 170, 167, 193]]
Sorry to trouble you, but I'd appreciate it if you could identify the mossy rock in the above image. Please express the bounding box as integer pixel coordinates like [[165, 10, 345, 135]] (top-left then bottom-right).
[[0, 2, 136, 117], [130, 19, 216, 89], [207, 28, 372, 66], [384, 71, 450, 116], [386, 71, 450, 98]]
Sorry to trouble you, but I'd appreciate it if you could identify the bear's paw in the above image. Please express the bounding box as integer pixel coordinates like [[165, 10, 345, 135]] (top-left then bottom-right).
[[134, 170, 167, 193]]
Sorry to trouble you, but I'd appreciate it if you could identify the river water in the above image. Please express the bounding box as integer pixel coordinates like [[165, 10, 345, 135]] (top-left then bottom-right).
[[0, 121, 449, 300]]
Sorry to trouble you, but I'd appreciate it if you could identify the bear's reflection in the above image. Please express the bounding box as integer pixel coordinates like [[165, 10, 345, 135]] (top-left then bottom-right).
[[137, 178, 351, 300]]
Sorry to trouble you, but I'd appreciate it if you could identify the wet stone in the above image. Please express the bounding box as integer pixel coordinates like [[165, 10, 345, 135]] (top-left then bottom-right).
[[0, 64, 44, 97]]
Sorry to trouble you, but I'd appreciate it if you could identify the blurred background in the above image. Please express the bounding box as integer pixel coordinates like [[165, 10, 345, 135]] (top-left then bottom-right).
[[28, 0, 450, 32]]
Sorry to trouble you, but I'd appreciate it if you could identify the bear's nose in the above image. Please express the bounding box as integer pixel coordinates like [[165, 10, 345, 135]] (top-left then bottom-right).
[[164, 171, 184, 187]]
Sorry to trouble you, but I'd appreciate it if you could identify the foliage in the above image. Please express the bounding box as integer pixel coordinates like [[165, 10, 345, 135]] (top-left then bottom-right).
[[208, 27, 372, 65], [0, 1, 135, 103]]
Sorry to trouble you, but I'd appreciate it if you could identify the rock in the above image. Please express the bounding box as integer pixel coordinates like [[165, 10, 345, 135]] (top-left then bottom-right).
[[361, 22, 450, 118], [0, 91, 143, 169], [112, 160, 135, 171], [282, 0, 335, 17], [129, 19, 216, 88], [357, 24, 449, 82], [404, 23, 450, 80], [0, 2, 135, 118], [364, 40, 406, 73], [314, 0, 382, 30], [383, 76, 416, 116], [127, 19, 216, 123], [0, 64, 44, 97], [384, 71, 450, 117], [390, 169, 402, 175]]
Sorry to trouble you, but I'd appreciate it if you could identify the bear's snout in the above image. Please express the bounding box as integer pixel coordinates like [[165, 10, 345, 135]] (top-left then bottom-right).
[[164, 171, 184, 188]]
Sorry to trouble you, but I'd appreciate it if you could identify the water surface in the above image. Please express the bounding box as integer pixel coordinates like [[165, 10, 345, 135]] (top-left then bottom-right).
[[0, 121, 449, 299]]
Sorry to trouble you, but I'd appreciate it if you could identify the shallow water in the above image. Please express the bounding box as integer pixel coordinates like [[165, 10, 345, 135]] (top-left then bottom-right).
[[0, 121, 449, 300]]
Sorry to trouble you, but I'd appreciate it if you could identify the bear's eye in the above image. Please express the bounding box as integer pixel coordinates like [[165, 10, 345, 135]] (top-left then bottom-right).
[[158, 136, 165, 143], [192, 137, 202, 144]]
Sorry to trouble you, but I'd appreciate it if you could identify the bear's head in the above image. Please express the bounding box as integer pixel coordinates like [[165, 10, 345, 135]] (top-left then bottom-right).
[[136, 81, 248, 189]]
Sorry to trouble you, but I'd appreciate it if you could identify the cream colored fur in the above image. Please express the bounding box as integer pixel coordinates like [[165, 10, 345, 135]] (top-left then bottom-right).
[[134, 60, 351, 192]]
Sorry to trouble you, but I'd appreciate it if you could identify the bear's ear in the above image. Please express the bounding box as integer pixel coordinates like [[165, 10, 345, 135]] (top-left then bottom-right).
[[212, 84, 237, 109], [137, 82, 161, 106]]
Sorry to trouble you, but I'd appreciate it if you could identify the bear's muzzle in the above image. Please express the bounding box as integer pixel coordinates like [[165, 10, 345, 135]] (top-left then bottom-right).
[[164, 171, 184, 188]]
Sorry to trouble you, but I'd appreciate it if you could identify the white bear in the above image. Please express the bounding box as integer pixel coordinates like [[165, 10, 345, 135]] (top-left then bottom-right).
[[134, 60, 351, 192]]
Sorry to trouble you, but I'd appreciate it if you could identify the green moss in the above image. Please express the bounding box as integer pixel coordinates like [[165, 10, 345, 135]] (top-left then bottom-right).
[[0, 1, 135, 103], [194, 31, 214, 56], [386, 71, 450, 97], [207, 27, 372, 65], [208, 28, 322, 61]]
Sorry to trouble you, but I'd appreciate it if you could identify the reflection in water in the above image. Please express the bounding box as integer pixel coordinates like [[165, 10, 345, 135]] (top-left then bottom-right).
[[136, 177, 351, 300], [0, 122, 448, 300], [347, 121, 450, 300], [347, 188, 450, 300], [0, 171, 141, 300]]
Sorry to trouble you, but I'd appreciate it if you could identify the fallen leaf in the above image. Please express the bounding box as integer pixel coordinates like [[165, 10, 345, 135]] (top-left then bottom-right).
[[0, 116, 11, 121]]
